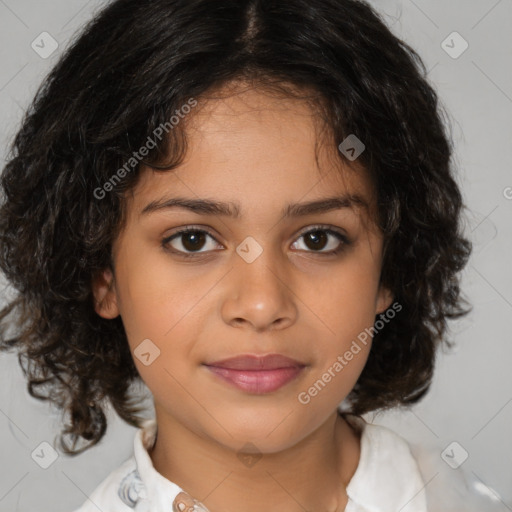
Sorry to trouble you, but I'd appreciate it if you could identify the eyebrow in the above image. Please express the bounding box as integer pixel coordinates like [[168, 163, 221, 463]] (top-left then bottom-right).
[[140, 194, 369, 219]]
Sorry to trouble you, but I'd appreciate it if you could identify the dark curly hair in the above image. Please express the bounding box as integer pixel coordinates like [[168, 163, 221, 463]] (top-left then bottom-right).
[[0, 0, 472, 455]]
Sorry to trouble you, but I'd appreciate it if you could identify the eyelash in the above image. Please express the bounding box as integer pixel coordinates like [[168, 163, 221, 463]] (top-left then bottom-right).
[[161, 225, 351, 259]]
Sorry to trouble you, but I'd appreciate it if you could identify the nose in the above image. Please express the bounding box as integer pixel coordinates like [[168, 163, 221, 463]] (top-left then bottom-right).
[[220, 244, 298, 332]]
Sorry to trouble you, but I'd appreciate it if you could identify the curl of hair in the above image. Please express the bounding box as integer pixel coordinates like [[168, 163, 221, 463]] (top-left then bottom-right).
[[0, 0, 472, 454]]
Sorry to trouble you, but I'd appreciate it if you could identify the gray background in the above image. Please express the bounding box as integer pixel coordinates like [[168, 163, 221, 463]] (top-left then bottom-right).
[[0, 0, 511, 510]]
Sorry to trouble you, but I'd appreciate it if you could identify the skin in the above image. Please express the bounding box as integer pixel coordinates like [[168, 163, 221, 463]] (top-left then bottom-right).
[[92, 82, 393, 512]]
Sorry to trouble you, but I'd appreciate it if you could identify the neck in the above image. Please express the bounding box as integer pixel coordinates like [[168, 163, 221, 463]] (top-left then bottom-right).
[[149, 410, 361, 512]]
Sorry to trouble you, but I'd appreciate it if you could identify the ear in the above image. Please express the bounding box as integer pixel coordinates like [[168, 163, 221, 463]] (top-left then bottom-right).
[[375, 283, 394, 315], [91, 268, 120, 319]]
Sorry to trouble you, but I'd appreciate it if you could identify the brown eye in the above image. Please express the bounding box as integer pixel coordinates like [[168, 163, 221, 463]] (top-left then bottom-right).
[[303, 230, 328, 251], [161, 225, 350, 259], [292, 227, 349, 255], [180, 231, 207, 252], [162, 228, 220, 256]]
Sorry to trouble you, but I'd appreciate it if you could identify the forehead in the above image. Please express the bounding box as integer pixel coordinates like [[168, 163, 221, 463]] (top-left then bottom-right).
[[128, 85, 376, 225]]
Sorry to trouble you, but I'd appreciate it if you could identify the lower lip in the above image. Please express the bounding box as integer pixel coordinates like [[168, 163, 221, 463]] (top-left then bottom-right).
[[204, 365, 305, 394]]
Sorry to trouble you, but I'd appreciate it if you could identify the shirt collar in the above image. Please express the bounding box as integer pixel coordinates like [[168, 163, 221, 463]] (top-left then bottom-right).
[[133, 418, 185, 510], [344, 413, 427, 511], [132, 413, 426, 511]]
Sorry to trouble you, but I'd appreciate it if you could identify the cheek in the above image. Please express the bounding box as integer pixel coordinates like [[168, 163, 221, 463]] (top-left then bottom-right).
[[127, 318, 200, 405], [114, 256, 201, 343], [321, 264, 380, 337], [113, 261, 213, 395], [310, 261, 379, 380]]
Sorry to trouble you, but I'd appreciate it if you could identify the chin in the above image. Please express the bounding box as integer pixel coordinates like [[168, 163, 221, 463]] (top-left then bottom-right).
[[212, 416, 307, 455]]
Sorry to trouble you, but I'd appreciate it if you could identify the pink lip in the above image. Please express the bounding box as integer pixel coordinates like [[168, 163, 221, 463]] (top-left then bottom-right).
[[203, 354, 306, 394], [205, 366, 305, 393]]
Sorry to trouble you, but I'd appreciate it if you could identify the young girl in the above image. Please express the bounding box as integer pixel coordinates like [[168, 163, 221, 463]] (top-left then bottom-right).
[[0, 0, 501, 510]]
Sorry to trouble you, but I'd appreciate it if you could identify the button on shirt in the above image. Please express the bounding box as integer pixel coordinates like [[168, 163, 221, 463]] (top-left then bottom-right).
[[71, 414, 428, 512]]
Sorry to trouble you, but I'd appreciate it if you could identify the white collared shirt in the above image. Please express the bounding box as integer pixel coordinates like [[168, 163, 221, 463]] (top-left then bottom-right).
[[71, 414, 430, 512]]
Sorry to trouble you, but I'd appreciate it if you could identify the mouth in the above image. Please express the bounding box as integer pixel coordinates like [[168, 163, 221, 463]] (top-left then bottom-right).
[[203, 354, 306, 394]]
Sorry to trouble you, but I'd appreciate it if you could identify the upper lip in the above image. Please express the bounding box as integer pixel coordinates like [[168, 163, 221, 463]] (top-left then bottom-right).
[[204, 354, 306, 370]]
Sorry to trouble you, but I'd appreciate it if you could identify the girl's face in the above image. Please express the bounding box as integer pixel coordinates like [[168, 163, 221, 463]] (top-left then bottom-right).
[[93, 84, 393, 453]]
